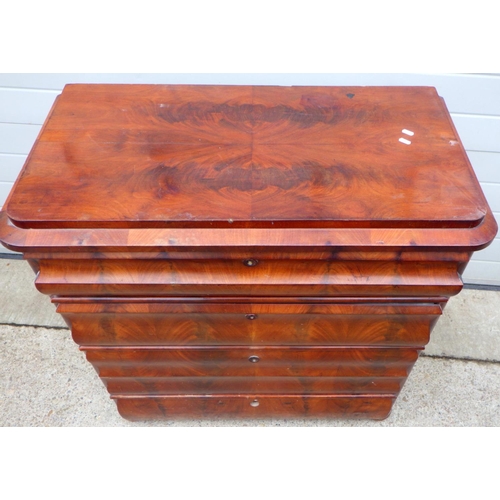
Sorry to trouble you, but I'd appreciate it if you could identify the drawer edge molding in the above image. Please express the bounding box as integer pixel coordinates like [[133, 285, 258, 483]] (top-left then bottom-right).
[[1, 210, 497, 253]]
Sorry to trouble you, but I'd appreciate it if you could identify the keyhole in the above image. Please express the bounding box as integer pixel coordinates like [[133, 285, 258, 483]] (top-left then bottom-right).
[[243, 259, 258, 267]]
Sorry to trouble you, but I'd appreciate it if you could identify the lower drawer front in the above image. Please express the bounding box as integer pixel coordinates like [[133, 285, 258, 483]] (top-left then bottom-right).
[[62, 302, 441, 346], [114, 395, 395, 420], [103, 376, 406, 396], [84, 346, 419, 408], [84, 346, 419, 379]]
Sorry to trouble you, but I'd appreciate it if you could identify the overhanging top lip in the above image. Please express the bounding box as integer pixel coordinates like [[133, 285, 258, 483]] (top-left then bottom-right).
[[3, 214, 488, 230], [0, 209, 497, 254], [4, 84, 491, 231]]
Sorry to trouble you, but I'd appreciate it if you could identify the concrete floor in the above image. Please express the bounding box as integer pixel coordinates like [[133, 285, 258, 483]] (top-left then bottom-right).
[[1, 257, 499, 426]]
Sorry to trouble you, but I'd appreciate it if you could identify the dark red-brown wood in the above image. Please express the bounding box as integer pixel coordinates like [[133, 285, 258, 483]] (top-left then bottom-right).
[[4, 85, 489, 230], [59, 301, 441, 347], [114, 395, 396, 421], [0, 84, 497, 421], [34, 259, 463, 297]]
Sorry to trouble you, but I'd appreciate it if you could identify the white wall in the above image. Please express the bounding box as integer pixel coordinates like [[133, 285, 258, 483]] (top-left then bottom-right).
[[0, 74, 499, 285]]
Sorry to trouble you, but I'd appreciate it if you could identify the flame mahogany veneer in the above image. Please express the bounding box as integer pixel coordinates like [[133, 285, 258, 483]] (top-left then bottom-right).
[[0, 84, 496, 420]]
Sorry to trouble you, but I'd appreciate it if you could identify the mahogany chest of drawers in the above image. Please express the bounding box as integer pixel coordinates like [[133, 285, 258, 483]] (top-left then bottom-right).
[[0, 84, 496, 420]]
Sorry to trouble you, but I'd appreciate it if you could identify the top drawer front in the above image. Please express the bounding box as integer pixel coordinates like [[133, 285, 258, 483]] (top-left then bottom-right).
[[36, 259, 462, 297]]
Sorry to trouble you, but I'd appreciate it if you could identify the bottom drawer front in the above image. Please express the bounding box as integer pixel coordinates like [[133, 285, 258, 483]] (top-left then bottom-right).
[[114, 395, 395, 420], [103, 376, 406, 396]]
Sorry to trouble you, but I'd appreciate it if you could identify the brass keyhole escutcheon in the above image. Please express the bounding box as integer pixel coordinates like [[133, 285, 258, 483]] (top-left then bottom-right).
[[243, 258, 258, 267]]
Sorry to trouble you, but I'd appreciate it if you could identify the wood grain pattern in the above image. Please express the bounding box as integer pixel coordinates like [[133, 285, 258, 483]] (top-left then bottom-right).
[[114, 395, 396, 420], [82, 346, 419, 378], [4, 85, 488, 229], [24, 249, 475, 262], [82, 345, 418, 420], [59, 302, 441, 346], [0, 84, 497, 421], [103, 377, 406, 396], [34, 258, 463, 297], [0, 210, 496, 254]]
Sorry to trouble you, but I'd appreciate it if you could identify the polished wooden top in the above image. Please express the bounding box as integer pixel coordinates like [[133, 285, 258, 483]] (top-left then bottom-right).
[[5, 84, 488, 229]]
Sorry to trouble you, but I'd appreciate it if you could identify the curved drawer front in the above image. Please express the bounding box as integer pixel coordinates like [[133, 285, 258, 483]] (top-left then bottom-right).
[[37, 259, 462, 297], [114, 395, 396, 420], [83, 346, 419, 418], [83, 346, 419, 379], [59, 301, 441, 347], [103, 376, 406, 396]]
